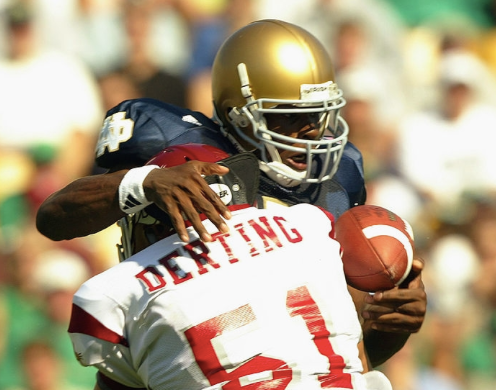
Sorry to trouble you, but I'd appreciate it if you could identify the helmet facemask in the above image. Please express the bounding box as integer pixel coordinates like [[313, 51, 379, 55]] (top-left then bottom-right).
[[217, 63, 349, 187]]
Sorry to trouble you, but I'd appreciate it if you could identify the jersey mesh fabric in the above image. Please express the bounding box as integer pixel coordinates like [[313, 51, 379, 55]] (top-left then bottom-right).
[[69, 204, 373, 389]]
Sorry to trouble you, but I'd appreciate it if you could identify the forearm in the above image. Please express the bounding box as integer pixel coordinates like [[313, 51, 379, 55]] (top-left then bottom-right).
[[36, 171, 128, 240], [348, 286, 411, 367], [363, 328, 409, 367]]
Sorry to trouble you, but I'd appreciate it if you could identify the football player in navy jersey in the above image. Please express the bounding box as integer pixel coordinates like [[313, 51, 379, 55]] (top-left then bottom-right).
[[36, 20, 425, 367]]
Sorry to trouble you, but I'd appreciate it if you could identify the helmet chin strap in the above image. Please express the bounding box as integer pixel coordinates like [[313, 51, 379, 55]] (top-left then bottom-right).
[[224, 126, 306, 188], [221, 124, 251, 154], [259, 132, 308, 187], [259, 160, 305, 187]]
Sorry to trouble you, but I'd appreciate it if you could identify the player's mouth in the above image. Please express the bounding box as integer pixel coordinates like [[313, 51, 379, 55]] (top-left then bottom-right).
[[285, 153, 308, 171]]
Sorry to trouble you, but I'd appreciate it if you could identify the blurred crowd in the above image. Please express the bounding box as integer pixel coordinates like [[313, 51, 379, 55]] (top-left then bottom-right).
[[0, 0, 496, 389]]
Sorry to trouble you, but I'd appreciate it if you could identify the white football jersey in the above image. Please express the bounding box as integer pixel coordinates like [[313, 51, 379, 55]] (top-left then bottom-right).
[[69, 204, 388, 390]]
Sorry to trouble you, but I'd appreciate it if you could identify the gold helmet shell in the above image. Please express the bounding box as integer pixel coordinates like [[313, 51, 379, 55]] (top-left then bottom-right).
[[213, 19, 336, 126], [212, 19, 348, 186]]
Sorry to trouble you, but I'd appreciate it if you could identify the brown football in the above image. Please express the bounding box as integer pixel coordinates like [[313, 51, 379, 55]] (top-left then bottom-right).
[[335, 205, 415, 292]]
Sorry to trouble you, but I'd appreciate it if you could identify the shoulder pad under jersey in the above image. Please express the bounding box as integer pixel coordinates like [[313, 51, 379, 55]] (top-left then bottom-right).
[[334, 142, 367, 207], [94, 98, 235, 169]]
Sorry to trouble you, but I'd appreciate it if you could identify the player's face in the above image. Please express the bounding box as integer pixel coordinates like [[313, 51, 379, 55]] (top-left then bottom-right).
[[264, 106, 329, 172]]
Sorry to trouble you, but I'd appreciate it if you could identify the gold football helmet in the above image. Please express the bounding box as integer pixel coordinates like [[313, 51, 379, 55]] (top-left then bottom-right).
[[212, 19, 348, 186]]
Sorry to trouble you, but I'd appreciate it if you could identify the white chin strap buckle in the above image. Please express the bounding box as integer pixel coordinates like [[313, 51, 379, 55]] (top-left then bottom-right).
[[260, 161, 306, 188]]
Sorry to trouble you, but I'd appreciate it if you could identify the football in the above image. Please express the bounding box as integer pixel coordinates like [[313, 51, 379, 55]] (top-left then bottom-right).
[[335, 205, 415, 292]]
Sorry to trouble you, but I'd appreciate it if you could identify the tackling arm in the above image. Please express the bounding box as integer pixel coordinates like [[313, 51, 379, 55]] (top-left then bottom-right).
[[36, 161, 232, 242], [36, 171, 127, 240]]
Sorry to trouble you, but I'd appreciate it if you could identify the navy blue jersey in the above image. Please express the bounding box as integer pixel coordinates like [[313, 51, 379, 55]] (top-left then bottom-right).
[[95, 98, 237, 169], [94, 98, 366, 215]]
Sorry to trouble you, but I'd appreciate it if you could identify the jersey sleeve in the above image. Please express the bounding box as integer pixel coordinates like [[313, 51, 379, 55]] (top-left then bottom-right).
[[69, 279, 145, 388], [334, 142, 367, 207], [94, 98, 236, 169]]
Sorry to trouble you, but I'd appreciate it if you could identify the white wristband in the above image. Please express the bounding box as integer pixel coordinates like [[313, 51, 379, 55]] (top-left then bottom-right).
[[119, 165, 159, 214]]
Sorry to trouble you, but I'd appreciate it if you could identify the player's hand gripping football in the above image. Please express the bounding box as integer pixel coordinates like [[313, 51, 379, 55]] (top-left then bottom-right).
[[348, 257, 426, 367], [143, 161, 231, 243], [361, 257, 426, 334]]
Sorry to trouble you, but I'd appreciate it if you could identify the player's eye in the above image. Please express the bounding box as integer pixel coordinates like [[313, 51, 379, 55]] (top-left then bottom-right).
[[282, 113, 300, 124]]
